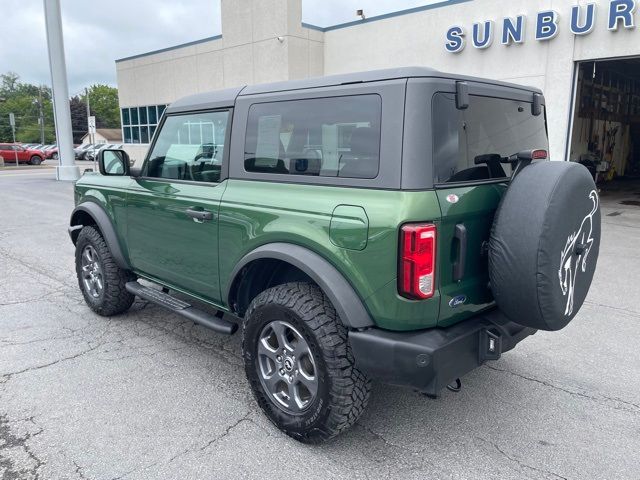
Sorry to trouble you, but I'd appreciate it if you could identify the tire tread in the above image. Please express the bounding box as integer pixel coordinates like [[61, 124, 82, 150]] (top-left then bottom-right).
[[243, 282, 371, 442]]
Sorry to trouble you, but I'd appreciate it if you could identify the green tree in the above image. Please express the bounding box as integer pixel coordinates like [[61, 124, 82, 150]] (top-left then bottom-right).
[[0, 72, 20, 95], [70, 95, 88, 144], [0, 73, 55, 144], [84, 84, 120, 129], [0, 73, 120, 145]]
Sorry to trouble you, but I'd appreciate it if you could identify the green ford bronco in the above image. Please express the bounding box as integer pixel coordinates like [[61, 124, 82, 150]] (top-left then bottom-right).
[[69, 67, 601, 442]]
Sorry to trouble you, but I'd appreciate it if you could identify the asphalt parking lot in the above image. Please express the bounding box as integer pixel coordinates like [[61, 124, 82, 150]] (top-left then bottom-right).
[[1, 169, 639, 480]]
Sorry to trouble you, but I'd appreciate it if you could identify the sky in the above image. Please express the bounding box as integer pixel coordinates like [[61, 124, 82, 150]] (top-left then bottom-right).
[[0, 0, 444, 94]]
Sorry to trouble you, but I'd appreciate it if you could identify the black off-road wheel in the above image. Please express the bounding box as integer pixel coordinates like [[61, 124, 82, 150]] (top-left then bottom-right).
[[75, 226, 135, 316], [242, 282, 371, 443]]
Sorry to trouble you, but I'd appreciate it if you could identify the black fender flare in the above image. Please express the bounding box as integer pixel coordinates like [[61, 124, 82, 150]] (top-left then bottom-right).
[[69, 202, 130, 270], [226, 243, 374, 329]]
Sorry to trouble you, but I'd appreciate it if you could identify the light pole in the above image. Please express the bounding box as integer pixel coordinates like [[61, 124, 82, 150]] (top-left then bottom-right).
[[43, 0, 79, 180]]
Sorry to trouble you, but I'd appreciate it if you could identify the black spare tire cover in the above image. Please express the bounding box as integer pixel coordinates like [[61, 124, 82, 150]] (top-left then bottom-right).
[[489, 161, 601, 331]]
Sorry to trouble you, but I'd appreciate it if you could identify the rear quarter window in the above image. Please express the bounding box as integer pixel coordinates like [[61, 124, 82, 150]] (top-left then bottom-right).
[[244, 95, 382, 179]]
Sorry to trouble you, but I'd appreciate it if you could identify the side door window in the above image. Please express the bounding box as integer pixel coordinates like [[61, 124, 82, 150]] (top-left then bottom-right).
[[145, 111, 229, 184]]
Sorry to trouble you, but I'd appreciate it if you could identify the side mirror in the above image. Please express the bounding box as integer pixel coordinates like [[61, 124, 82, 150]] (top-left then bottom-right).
[[98, 149, 130, 176]]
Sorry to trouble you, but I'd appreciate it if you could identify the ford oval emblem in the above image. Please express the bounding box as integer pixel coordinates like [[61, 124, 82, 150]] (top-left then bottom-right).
[[446, 194, 459, 204], [449, 295, 467, 308]]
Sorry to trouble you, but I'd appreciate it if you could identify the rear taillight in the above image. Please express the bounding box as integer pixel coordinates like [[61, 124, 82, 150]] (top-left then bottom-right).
[[532, 149, 548, 160], [399, 223, 436, 300]]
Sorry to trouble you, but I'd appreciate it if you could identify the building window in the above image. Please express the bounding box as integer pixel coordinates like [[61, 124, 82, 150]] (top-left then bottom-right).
[[121, 104, 167, 144]]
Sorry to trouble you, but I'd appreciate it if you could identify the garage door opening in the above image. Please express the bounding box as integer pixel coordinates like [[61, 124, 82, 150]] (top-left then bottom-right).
[[568, 58, 640, 194]]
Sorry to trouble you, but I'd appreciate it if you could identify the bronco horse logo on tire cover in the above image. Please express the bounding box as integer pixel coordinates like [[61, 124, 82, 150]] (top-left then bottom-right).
[[559, 190, 599, 316]]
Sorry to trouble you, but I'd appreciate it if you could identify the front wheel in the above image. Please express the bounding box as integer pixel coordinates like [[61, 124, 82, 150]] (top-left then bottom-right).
[[30, 156, 42, 165], [52, 152, 59, 160], [75, 226, 135, 316], [242, 282, 371, 443]]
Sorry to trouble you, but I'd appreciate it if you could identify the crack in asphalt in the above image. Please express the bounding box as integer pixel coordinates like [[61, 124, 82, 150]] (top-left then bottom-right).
[[72, 459, 89, 480], [0, 415, 45, 480], [484, 364, 640, 414], [1, 340, 105, 383], [0, 246, 67, 289], [0, 288, 67, 308], [199, 411, 253, 453], [108, 412, 256, 480], [583, 300, 640, 319], [476, 436, 569, 480], [354, 423, 439, 473]]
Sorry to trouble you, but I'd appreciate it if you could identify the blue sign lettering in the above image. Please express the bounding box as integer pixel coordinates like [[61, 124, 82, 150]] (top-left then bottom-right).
[[445, 1, 639, 53], [472, 21, 494, 48], [535, 10, 559, 40], [502, 16, 526, 45], [608, 0, 636, 30], [445, 26, 465, 53], [571, 3, 597, 35]]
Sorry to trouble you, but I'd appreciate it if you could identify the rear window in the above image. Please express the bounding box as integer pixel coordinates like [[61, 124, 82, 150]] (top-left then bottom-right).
[[432, 93, 548, 184], [244, 95, 381, 179]]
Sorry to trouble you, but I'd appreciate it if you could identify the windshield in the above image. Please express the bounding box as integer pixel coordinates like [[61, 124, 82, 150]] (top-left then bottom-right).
[[432, 93, 549, 184]]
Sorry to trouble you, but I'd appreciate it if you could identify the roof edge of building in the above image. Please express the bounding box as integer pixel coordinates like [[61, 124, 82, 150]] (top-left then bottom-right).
[[301, 0, 473, 32], [115, 34, 223, 63]]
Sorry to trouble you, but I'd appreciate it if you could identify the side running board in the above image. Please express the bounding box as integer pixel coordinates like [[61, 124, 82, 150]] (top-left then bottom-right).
[[125, 282, 238, 335]]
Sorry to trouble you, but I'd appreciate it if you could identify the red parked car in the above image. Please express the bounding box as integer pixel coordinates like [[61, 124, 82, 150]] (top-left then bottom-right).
[[43, 145, 59, 160], [0, 143, 45, 165]]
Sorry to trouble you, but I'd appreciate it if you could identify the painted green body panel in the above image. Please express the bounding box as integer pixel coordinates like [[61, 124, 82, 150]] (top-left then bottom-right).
[[74, 172, 133, 261], [218, 179, 442, 330], [73, 174, 506, 332], [329, 205, 369, 251], [126, 178, 227, 303], [435, 183, 507, 327]]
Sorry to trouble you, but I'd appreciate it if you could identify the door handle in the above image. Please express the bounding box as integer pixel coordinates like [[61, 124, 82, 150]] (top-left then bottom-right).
[[186, 208, 214, 222], [453, 223, 467, 281]]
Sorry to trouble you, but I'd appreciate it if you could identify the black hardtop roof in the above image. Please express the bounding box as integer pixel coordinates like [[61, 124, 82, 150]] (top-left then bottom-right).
[[165, 66, 542, 113]]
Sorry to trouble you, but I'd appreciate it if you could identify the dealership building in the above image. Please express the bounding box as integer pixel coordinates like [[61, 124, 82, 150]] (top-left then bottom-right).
[[116, 0, 640, 181]]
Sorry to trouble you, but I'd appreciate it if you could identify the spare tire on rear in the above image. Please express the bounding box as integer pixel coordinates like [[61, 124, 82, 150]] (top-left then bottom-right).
[[489, 161, 601, 331]]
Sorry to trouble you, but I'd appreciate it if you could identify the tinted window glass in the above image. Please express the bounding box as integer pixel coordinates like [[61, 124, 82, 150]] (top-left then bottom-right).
[[433, 93, 548, 183], [145, 111, 229, 183], [139, 106, 148, 125], [148, 106, 157, 124], [130, 107, 139, 125], [244, 95, 381, 179], [122, 108, 130, 126]]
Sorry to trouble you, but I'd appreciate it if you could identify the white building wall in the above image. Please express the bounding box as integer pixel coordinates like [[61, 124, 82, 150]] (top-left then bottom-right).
[[116, 0, 640, 164], [323, 0, 640, 160], [116, 0, 323, 163]]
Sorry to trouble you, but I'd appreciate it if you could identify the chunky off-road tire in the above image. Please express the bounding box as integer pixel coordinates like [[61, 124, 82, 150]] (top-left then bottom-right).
[[75, 226, 135, 316], [242, 282, 371, 443]]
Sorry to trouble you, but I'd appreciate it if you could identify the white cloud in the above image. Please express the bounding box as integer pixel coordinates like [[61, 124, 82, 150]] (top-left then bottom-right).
[[0, 0, 439, 93], [0, 0, 222, 93]]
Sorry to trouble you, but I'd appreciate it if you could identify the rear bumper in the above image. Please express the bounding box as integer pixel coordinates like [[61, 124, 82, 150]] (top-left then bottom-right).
[[349, 309, 535, 396]]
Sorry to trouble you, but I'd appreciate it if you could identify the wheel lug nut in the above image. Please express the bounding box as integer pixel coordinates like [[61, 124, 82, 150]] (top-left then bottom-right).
[[279, 368, 285, 376], [288, 375, 293, 382], [276, 355, 282, 362]]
